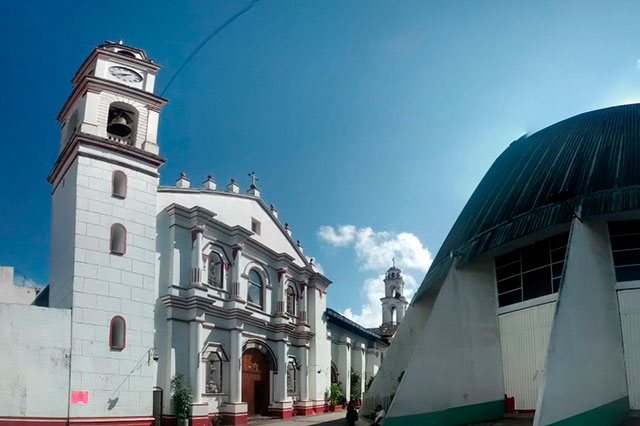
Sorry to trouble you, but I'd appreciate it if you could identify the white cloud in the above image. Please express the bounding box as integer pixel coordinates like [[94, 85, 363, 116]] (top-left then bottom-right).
[[317, 225, 357, 247], [318, 225, 433, 328]]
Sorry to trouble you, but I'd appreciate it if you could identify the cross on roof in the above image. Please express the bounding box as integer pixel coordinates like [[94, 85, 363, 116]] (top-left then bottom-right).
[[248, 172, 259, 189]]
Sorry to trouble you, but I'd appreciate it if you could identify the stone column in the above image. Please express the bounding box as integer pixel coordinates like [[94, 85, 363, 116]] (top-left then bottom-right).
[[300, 346, 310, 402], [275, 338, 289, 402], [189, 320, 203, 403], [300, 284, 308, 325], [230, 244, 244, 300], [338, 337, 352, 400], [229, 329, 242, 403], [276, 269, 287, 317], [352, 343, 366, 402], [191, 226, 205, 287]]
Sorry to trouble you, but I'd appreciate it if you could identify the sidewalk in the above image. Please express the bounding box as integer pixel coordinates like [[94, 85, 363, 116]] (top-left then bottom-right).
[[246, 411, 373, 425]]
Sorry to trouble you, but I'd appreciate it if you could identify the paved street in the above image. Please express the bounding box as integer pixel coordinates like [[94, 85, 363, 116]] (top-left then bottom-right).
[[246, 412, 640, 426]]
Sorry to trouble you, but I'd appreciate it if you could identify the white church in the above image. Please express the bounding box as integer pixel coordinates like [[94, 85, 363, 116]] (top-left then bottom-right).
[[0, 42, 404, 426]]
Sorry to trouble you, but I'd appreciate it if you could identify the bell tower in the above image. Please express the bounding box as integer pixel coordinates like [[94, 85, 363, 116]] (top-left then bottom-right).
[[48, 41, 167, 419], [380, 261, 408, 329]]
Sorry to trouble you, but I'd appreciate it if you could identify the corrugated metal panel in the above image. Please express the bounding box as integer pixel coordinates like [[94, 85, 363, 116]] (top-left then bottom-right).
[[499, 302, 556, 410], [417, 104, 640, 302], [618, 289, 640, 410]]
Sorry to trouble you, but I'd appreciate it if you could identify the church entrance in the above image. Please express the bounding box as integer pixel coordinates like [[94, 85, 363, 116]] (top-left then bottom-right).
[[242, 348, 271, 416]]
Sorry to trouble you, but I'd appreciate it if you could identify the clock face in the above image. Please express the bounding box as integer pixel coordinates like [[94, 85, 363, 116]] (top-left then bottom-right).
[[109, 66, 143, 83]]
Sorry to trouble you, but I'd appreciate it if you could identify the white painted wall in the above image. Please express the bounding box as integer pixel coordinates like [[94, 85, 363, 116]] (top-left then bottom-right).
[[386, 260, 504, 420], [534, 220, 628, 426], [157, 191, 306, 268], [0, 267, 39, 305], [0, 304, 71, 417], [362, 269, 444, 415], [499, 302, 555, 410], [618, 289, 640, 410], [68, 150, 159, 419]]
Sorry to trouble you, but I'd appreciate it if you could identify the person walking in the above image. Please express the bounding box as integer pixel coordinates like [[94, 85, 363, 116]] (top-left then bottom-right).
[[346, 401, 358, 426]]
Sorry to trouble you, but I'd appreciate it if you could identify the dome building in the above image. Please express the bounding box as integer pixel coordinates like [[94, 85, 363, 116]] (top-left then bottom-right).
[[364, 104, 640, 426]]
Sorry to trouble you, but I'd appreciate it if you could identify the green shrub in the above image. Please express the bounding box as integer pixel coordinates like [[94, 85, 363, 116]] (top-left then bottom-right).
[[171, 374, 193, 420], [328, 383, 344, 405]]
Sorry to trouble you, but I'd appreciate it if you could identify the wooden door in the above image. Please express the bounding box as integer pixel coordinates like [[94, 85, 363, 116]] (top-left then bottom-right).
[[242, 348, 270, 416]]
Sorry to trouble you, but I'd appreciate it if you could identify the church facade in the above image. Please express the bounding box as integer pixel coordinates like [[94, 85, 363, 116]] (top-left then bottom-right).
[[0, 42, 389, 426]]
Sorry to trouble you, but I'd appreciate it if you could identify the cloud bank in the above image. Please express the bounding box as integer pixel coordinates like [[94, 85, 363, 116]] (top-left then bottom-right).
[[317, 225, 433, 328]]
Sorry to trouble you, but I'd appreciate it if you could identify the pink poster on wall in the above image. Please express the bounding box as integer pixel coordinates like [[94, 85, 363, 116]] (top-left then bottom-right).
[[71, 391, 89, 405]]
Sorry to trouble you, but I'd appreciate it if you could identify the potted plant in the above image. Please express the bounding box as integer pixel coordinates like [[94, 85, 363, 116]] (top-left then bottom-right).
[[327, 383, 344, 411], [171, 374, 193, 426], [350, 370, 362, 405]]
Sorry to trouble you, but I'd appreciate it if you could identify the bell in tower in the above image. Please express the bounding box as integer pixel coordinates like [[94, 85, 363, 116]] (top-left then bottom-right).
[[107, 110, 132, 138]]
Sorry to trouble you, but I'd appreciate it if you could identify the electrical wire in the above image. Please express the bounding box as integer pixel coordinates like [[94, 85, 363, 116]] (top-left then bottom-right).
[[160, 0, 261, 97]]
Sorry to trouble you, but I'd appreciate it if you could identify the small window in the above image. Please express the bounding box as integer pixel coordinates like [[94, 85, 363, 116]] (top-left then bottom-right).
[[495, 232, 569, 308], [110, 223, 127, 255], [208, 252, 224, 288], [286, 284, 297, 316], [110, 316, 126, 350], [251, 219, 261, 235], [112, 171, 127, 199], [248, 269, 264, 308], [609, 220, 640, 282]]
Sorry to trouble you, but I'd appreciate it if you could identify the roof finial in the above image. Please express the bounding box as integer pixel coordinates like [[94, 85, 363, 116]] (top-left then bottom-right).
[[392, 257, 396, 268], [248, 171, 259, 189]]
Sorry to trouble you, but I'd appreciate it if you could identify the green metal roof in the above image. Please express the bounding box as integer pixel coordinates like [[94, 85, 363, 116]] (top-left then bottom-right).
[[416, 103, 640, 300]]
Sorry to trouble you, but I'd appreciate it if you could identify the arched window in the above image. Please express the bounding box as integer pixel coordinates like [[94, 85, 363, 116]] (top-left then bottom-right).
[[110, 316, 126, 350], [390, 306, 397, 324], [112, 170, 127, 199], [287, 358, 298, 395], [208, 252, 224, 288], [247, 269, 263, 308], [286, 284, 297, 316], [110, 223, 126, 255]]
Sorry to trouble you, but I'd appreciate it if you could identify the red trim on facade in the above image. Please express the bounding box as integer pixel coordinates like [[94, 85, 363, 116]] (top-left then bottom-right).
[[0, 417, 154, 426], [268, 408, 293, 419], [221, 413, 248, 425], [296, 406, 316, 416]]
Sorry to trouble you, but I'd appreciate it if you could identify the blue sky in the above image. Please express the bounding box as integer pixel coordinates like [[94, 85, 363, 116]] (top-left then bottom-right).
[[3, 1, 640, 326]]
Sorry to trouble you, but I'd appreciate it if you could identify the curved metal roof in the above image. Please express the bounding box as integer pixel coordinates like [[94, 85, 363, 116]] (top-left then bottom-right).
[[416, 103, 640, 300]]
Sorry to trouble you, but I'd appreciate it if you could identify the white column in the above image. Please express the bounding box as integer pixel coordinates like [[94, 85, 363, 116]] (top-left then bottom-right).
[[338, 337, 352, 400], [353, 344, 366, 402], [189, 321, 203, 403], [300, 284, 308, 324], [191, 226, 205, 286], [229, 329, 242, 403], [300, 346, 309, 402], [276, 269, 287, 317], [230, 244, 244, 300], [275, 339, 289, 402]]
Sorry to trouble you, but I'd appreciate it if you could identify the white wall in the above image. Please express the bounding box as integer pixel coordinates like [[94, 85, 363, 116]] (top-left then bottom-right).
[[0, 267, 38, 305], [157, 191, 306, 268], [385, 259, 504, 423], [619, 289, 640, 410], [362, 268, 445, 415], [0, 304, 71, 417], [499, 302, 555, 410], [68, 149, 159, 419], [534, 220, 629, 426]]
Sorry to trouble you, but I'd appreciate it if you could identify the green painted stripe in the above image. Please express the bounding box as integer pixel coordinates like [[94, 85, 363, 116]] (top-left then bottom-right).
[[383, 399, 504, 426], [546, 396, 629, 426]]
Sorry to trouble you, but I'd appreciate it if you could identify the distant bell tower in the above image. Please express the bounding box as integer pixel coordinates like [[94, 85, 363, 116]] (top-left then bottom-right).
[[48, 41, 167, 419], [380, 260, 408, 334]]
